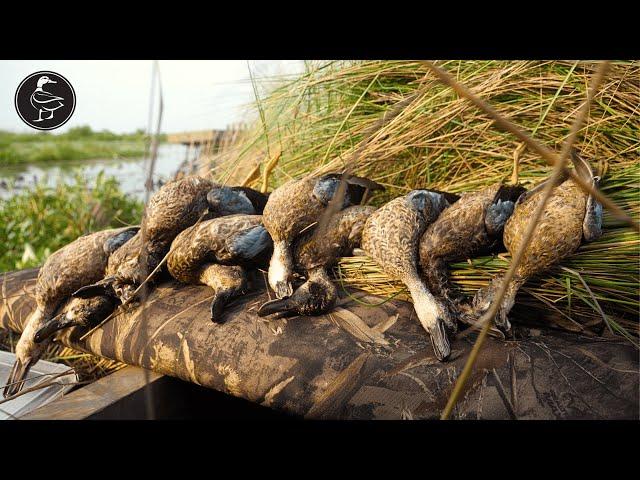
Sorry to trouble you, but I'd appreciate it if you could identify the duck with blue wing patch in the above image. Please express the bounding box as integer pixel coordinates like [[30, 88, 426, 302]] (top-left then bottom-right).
[[262, 172, 383, 300], [361, 189, 459, 361], [419, 183, 526, 321], [74, 176, 269, 305], [167, 214, 273, 323], [470, 150, 603, 331], [3, 226, 139, 398]]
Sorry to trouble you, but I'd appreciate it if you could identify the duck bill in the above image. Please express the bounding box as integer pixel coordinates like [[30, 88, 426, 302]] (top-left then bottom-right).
[[33, 313, 77, 344], [257, 297, 295, 317], [210, 292, 232, 324], [72, 277, 115, 299], [3, 358, 33, 398], [427, 320, 451, 362], [473, 276, 519, 333], [408, 281, 452, 361]]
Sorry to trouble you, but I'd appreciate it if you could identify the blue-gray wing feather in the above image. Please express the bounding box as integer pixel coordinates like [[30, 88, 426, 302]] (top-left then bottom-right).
[[227, 225, 273, 261]]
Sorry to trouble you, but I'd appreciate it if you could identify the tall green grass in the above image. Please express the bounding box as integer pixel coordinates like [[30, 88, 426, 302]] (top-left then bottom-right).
[[0, 125, 163, 166], [210, 60, 639, 340], [0, 172, 143, 272]]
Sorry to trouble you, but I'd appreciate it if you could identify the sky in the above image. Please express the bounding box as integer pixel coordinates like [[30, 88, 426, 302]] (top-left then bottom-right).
[[0, 60, 305, 134]]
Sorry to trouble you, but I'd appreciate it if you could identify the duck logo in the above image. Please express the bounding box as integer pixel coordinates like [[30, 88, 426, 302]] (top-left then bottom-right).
[[15, 71, 76, 130]]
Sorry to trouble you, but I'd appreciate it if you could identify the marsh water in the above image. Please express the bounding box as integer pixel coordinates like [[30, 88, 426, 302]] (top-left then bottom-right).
[[0, 144, 190, 200]]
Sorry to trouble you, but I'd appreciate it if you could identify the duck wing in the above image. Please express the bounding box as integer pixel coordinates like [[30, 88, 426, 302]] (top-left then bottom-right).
[[32, 91, 65, 104], [225, 224, 273, 264], [230, 186, 270, 214], [485, 184, 527, 237], [570, 150, 603, 241], [102, 227, 141, 256]]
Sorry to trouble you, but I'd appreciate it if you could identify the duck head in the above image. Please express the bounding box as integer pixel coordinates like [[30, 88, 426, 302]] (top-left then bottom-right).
[[468, 275, 519, 332], [411, 283, 454, 361], [3, 310, 48, 398], [36, 76, 56, 89], [258, 269, 337, 318], [34, 295, 118, 344], [207, 186, 256, 216], [400, 272, 455, 361]]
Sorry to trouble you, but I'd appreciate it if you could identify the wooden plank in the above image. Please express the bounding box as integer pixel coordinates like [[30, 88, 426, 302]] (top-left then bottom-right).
[[166, 130, 225, 145], [21, 366, 163, 420], [1, 268, 638, 419]]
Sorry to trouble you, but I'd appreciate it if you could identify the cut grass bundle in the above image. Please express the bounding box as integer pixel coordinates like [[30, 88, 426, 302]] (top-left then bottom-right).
[[210, 60, 639, 342]]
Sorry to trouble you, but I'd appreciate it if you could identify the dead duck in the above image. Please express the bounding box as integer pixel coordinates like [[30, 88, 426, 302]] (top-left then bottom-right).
[[361, 190, 459, 361], [419, 183, 526, 315], [258, 205, 376, 318], [74, 177, 269, 304], [470, 151, 603, 331], [31, 233, 145, 343], [263, 172, 383, 299], [3, 226, 138, 397], [167, 214, 272, 323]]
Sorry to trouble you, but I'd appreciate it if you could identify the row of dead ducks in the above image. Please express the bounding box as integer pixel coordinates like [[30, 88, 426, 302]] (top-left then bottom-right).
[[4, 151, 603, 397]]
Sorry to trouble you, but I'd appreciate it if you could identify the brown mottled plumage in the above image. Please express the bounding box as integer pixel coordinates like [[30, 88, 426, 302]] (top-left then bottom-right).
[[139, 176, 216, 276], [3, 226, 138, 397], [167, 214, 272, 323], [419, 183, 526, 312], [471, 152, 603, 331], [263, 172, 383, 299], [75, 176, 269, 303], [258, 205, 375, 318], [361, 190, 457, 361]]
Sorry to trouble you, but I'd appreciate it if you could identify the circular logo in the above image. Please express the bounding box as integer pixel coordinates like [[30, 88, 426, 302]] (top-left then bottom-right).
[[14, 71, 76, 130]]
